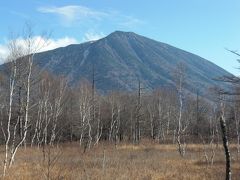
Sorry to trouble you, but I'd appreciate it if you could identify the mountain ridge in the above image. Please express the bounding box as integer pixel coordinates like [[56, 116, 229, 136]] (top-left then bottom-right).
[[31, 31, 231, 94]]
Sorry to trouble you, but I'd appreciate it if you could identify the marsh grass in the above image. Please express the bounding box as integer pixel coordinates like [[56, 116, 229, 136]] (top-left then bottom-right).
[[0, 141, 240, 179]]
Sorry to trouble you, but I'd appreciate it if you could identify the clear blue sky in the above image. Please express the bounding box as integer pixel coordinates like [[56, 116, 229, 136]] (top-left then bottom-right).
[[0, 0, 240, 74]]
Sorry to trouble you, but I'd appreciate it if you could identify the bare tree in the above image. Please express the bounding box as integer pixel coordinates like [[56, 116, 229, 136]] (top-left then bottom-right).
[[3, 24, 49, 176], [49, 77, 67, 145], [76, 80, 92, 148], [220, 102, 232, 180], [173, 62, 187, 157], [3, 38, 20, 176]]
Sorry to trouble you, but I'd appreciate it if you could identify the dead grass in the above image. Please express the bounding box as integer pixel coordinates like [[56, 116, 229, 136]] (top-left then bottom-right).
[[0, 141, 239, 179]]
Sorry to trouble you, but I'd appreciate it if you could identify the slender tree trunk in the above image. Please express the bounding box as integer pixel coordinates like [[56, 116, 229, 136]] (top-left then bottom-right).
[[177, 88, 184, 157], [9, 56, 33, 166], [3, 60, 16, 176], [147, 105, 154, 139], [87, 111, 92, 149], [220, 103, 231, 180]]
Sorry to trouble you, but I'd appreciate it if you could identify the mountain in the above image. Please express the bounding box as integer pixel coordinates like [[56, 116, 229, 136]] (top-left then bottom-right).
[[34, 31, 230, 94]]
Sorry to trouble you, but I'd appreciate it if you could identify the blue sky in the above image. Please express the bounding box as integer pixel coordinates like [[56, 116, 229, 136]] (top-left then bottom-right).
[[0, 0, 240, 74]]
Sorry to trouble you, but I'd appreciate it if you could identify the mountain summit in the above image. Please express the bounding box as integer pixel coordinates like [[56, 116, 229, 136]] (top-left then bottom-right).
[[34, 31, 230, 93]]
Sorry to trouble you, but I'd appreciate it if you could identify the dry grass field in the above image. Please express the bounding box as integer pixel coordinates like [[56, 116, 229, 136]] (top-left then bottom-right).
[[1, 140, 240, 180]]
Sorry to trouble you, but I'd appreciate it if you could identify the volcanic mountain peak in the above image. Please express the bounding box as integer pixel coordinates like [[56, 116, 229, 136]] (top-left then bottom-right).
[[28, 31, 231, 94]]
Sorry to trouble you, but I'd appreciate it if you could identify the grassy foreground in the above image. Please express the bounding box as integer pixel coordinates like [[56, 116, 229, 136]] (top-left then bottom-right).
[[1, 140, 240, 180]]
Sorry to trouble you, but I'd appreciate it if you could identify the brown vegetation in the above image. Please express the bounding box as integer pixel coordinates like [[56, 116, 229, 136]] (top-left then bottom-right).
[[1, 141, 240, 180]]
